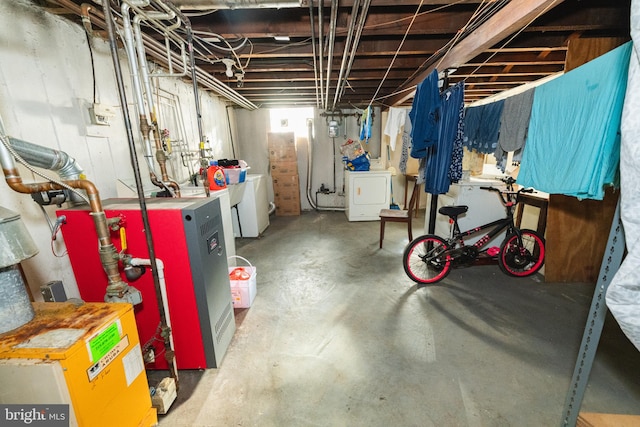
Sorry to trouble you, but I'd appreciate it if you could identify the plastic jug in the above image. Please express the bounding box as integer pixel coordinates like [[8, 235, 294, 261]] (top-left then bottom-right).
[[207, 161, 227, 190]]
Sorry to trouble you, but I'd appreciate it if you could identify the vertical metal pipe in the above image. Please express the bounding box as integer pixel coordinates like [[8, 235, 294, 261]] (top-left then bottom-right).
[[102, 0, 178, 387], [308, 0, 320, 109], [120, 2, 166, 192], [338, 0, 371, 101], [120, 3, 148, 119], [317, 0, 325, 110], [133, 13, 180, 194], [332, 0, 360, 110], [189, 28, 205, 158], [133, 15, 161, 124], [324, 0, 338, 110]]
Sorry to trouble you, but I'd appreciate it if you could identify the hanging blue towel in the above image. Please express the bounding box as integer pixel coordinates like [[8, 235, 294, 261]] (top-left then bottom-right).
[[518, 42, 632, 200]]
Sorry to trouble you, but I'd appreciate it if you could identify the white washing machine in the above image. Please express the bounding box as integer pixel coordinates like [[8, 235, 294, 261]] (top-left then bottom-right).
[[345, 170, 392, 221], [231, 174, 270, 238]]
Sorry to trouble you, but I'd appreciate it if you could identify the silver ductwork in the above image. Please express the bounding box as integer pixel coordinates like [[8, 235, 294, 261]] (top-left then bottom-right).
[[6, 137, 84, 180], [170, 0, 302, 9]]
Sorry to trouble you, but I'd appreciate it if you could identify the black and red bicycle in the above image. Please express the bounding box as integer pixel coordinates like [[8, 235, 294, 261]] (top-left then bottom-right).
[[403, 177, 545, 284]]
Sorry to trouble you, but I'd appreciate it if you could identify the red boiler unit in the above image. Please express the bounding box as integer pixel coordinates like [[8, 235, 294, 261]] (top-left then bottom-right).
[[58, 197, 236, 370]]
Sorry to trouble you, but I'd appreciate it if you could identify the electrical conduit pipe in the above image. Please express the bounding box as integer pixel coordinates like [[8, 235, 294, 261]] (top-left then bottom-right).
[[305, 119, 344, 211]]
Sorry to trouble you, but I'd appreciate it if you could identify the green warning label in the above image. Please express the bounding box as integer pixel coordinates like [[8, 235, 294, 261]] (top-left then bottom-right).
[[88, 322, 120, 362]]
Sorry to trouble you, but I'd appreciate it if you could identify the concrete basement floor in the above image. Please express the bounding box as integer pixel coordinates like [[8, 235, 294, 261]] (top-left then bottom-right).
[[150, 210, 640, 426]]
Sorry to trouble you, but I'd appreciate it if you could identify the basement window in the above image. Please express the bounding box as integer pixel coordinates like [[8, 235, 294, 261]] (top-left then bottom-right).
[[269, 108, 313, 138]]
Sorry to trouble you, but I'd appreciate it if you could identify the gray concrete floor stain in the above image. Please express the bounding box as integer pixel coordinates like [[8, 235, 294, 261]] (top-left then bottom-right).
[[151, 210, 640, 426]]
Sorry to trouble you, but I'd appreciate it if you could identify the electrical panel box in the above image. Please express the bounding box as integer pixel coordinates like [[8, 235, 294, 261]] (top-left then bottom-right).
[[89, 103, 116, 126], [58, 197, 236, 370], [0, 302, 157, 427], [41, 280, 67, 302]]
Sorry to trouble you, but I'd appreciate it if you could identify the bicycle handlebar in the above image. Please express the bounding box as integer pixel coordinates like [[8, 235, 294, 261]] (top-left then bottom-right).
[[479, 182, 536, 206], [480, 186, 535, 194]]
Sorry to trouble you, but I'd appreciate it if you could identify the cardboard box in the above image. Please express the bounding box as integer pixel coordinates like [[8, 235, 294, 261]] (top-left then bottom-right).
[[274, 192, 299, 204], [274, 184, 300, 202], [274, 193, 300, 216], [229, 266, 257, 308], [272, 174, 299, 190], [271, 171, 300, 216], [275, 203, 300, 216], [270, 161, 298, 176], [268, 132, 296, 150], [269, 146, 297, 163]]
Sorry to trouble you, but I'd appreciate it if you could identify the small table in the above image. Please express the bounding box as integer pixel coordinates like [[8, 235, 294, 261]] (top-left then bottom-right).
[[404, 174, 420, 217], [515, 192, 548, 236]]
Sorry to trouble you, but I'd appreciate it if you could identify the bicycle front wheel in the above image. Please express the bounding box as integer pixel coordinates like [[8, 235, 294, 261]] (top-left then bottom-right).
[[498, 229, 545, 277], [403, 235, 452, 284]]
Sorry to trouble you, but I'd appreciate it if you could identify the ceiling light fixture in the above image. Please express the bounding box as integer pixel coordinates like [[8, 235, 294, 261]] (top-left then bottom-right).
[[274, 36, 290, 41], [221, 58, 235, 78]]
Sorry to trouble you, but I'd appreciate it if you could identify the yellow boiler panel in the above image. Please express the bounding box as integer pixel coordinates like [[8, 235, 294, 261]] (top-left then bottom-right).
[[0, 302, 157, 427]]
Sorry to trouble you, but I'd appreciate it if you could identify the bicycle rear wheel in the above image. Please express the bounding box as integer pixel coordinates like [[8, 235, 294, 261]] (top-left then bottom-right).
[[403, 235, 452, 284], [498, 229, 545, 277]]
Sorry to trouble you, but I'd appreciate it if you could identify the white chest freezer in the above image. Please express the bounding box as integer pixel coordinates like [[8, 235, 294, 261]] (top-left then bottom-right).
[[429, 178, 507, 246]]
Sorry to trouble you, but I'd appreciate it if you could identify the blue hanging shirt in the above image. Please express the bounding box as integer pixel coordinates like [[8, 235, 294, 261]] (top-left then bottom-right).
[[409, 69, 441, 159]]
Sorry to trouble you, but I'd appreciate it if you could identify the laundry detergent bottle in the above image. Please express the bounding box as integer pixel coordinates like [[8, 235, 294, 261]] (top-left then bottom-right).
[[208, 160, 227, 190]]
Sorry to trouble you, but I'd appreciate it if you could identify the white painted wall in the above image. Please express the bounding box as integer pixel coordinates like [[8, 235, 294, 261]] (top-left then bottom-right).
[[0, 0, 236, 300]]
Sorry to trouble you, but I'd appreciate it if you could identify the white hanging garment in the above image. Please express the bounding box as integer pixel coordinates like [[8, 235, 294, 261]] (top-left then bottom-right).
[[606, 0, 640, 351]]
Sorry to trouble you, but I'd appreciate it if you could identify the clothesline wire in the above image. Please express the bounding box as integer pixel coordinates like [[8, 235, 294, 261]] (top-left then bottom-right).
[[373, 85, 416, 105], [359, 0, 467, 108], [366, 0, 426, 109]]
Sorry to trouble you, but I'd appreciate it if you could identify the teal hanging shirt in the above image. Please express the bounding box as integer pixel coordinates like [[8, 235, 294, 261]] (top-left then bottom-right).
[[518, 42, 632, 200]]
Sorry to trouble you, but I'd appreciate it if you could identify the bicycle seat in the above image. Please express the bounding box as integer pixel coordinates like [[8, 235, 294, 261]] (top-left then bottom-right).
[[439, 205, 468, 218]]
